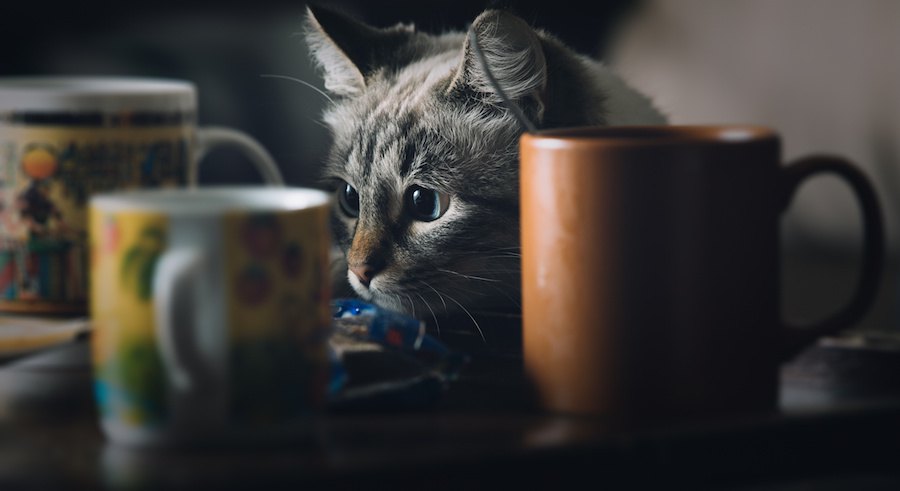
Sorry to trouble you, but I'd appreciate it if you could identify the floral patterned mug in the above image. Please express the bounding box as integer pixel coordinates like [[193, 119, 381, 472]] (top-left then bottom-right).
[[89, 186, 331, 447]]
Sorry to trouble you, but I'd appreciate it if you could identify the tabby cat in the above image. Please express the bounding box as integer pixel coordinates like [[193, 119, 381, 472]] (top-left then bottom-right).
[[303, 5, 665, 330]]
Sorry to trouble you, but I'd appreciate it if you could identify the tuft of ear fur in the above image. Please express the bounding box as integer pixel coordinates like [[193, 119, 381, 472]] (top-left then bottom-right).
[[303, 4, 416, 97], [448, 10, 547, 120]]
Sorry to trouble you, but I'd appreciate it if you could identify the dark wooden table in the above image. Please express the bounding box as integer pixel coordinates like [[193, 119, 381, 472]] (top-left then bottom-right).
[[3, 325, 900, 490]]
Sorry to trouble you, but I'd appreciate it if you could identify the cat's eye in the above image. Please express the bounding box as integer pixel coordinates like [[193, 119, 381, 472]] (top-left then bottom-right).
[[337, 182, 360, 218], [406, 185, 449, 222]]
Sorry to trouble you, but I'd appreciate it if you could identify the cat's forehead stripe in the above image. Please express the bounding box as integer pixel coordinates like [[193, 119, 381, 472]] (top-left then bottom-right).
[[356, 109, 421, 179], [399, 140, 416, 177], [342, 56, 461, 185]]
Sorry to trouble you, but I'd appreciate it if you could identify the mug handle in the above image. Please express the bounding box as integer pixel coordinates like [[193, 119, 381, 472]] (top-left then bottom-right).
[[778, 156, 885, 359], [153, 247, 204, 393], [192, 126, 285, 187]]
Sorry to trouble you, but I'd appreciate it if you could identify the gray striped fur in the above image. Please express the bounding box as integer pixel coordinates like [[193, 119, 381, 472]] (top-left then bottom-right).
[[304, 6, 666, 326]]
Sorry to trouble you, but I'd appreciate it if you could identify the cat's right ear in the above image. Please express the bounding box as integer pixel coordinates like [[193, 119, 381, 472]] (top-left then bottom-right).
[[447, 10, 547, 121], [303, 4, 415, 98]]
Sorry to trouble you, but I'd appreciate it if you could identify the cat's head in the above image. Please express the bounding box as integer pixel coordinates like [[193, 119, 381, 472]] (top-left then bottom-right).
[[304, 6, 556, 318]]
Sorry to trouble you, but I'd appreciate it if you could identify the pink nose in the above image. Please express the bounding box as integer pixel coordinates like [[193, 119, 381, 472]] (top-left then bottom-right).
[[350, 264, 377, 287]]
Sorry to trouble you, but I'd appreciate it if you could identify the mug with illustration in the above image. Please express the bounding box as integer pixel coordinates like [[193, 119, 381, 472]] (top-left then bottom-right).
[[0, 76, 283, 315]]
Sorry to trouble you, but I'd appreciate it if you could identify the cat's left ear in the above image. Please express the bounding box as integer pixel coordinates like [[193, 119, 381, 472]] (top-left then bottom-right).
[[304, 4, 416, 97], [448, 10, 547, 122]]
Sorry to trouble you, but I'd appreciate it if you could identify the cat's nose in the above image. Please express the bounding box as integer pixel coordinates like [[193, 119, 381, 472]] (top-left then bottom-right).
[[350, 264, 378, 287]]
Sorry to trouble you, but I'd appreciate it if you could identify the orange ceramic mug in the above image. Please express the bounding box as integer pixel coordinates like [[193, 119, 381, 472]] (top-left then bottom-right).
[[520, 126, 883, 425]]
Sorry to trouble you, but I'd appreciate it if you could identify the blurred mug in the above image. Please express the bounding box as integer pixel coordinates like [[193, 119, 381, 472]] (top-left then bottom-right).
[[89, 187, 331, 447], [520, 126, 883, 425], [0, 76, 283, 315]]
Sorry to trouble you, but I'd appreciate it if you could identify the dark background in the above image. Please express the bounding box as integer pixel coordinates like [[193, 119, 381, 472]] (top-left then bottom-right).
[[0, 0, 640, 187]]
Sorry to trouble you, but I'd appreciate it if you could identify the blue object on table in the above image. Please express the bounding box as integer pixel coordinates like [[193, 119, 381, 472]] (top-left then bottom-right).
[[332, 298, 451, 356], [328, 298, 468, 410]]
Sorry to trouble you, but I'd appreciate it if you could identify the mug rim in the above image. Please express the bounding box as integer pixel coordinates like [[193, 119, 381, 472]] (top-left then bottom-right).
[[0, 76, 196, 112], [522, 125, 779, 148], [90, 186, 332, 214]]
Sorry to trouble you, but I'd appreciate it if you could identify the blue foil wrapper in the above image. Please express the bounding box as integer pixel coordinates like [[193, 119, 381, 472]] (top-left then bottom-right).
[[327, 298, 468, 409]]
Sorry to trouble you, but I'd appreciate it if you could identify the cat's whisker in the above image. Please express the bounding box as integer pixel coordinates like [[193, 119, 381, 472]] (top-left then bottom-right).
[[415, 291, 441, 337], [452, 251, 521, 260], [453, 281, 520, 310], [418, 280, 449, 313], [437, 268, 502, 283], [440, 291, 486, 343], [476, 281, 522, 309], [442, 268, 519, 278], [404, 294, 417, 319], [443, 273, 521, 310], [460, 264, 520, 271], [259, 74, 335, 104]]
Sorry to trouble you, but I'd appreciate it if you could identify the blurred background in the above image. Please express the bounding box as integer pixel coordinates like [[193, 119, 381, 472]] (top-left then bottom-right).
[[0, 0, 633, 186], [2, 0, 898, 333]]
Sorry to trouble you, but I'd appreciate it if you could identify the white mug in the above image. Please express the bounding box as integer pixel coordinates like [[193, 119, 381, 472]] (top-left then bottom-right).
[[90, 186, 331, 447], [0, 76, 284, 315]]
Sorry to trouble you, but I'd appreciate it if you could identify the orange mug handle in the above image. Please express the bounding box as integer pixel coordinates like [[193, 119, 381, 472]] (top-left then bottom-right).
[[778, 156, 884, 359]]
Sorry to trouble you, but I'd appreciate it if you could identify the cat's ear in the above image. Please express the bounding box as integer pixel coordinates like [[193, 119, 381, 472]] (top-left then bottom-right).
[[303, 4, 416, 97], [448, 10, 547, 120]]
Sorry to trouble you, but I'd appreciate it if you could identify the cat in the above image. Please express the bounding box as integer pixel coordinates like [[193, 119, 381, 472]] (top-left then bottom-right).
[[303, 5, 666, 332]]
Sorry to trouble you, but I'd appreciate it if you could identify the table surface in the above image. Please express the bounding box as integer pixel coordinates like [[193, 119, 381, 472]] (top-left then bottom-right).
[[3, 322, 900, 490]]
